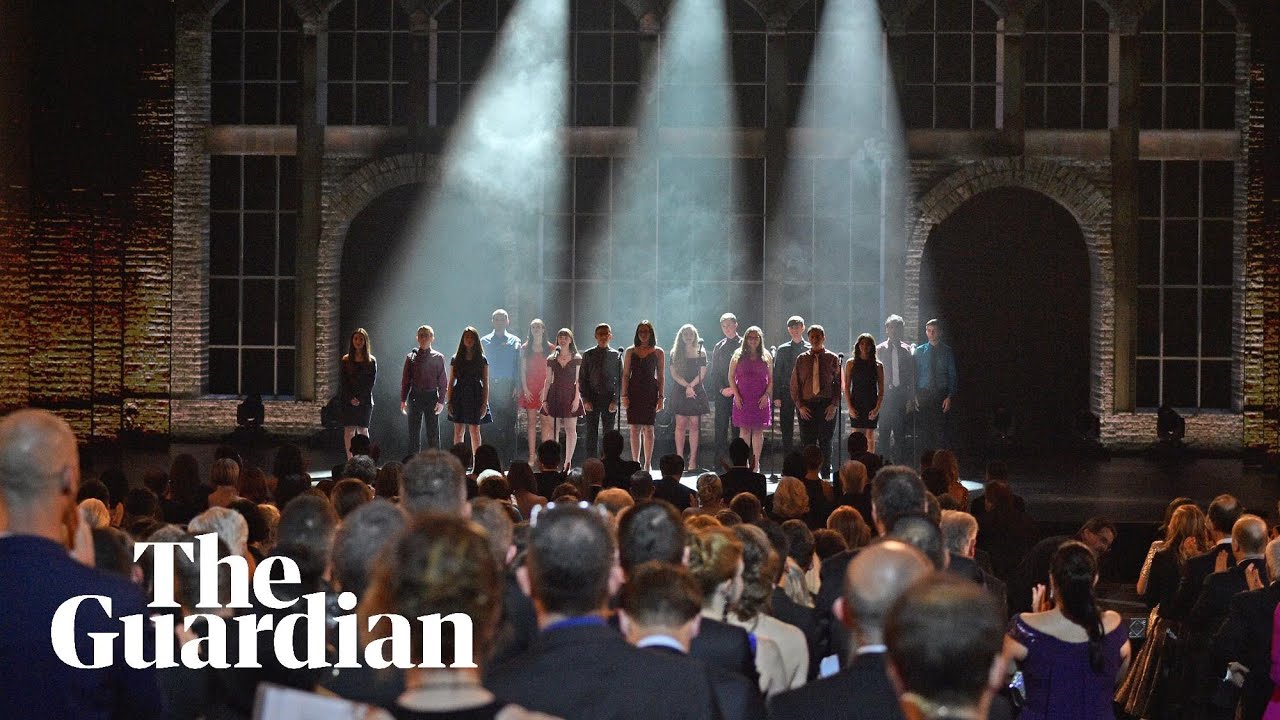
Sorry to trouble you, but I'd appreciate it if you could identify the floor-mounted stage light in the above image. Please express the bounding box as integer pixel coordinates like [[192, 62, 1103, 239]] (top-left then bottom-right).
[[1157, 404, 1185, 446]]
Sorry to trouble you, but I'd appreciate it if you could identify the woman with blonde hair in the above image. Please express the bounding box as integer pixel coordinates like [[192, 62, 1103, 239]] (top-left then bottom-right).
[[518, 318, 555, 464], [769, 476, 810, 523], [729, 326, 773, 471], [1116, 503, 1210, 717], [931, 448, 968, 507], [686, 525, 789, 696], [668, 324, 710, 470], [340, 327, 377, 458]]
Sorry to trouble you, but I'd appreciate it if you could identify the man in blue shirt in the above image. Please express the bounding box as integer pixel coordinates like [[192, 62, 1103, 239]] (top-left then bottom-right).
[[0, 409, 162, 720], [481, 308, 522, 462], [914, 318, 958, 453]]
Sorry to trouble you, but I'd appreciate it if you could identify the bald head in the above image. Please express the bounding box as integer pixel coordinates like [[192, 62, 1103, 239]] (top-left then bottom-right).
[[841, 540, 932, 645], [1232, 514, 1268, 557], [0, 409, 80, 509]]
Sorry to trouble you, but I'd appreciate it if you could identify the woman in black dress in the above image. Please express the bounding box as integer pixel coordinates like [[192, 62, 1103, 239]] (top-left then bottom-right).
[[340, 328, 377, 459], [668, 324, 709, 471], [541, 328, 584, 471], [448, 326, 491, 450], [622, 320, 664, 472], [843, 333, 884, 453]]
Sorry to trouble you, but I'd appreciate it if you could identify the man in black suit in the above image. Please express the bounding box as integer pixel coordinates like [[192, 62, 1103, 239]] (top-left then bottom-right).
[[654, 453, 698, 512], [1006, 516, 1116, 615], [580, 323, 623, 459], [0, 409, 163, 719], [1185, 515, 1270, 719], [1168, 494, 1244, 621], [1212, 537, 1280, 720], [617, 500, 759, 687], [487, 505, 720, 719], [533, 439, 566, 499], [709, 312, 743, 463], [772, 315, 810, 456], [940, 509, 1009, 620], [768, 541, 932, 719], [720, 438, 767, 506], [620, 562, 764, 720]]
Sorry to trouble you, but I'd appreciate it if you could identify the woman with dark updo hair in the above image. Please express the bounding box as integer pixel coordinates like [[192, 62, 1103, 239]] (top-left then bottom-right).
[[1003, 541, 1131, 719]]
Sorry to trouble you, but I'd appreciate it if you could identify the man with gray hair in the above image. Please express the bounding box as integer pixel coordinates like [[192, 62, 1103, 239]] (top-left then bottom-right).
[[941, 509, 1008, 620], [768, 540, 932, 718], [399, 448, 469, 516], [0, 409, 162, 718], [329, 499, 406, 598], [1213, 536, 1280, 720]]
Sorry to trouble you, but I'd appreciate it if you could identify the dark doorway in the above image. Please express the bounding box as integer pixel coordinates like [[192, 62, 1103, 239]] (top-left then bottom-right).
[[919, 187, 1091, 453]]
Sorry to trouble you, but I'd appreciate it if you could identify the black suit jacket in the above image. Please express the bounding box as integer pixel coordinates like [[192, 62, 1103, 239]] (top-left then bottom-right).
[[1167, 542, 1236, 620], [690, 617, 761, 691], [817, 548, 861, 665], [487, 623, 720, 720], [647, 646, 763, 720], [948, 554, 1009, 621], [654, 476, 698, 512], [721, 467, 768, 506], [1213, 582, 1280, 720], [767, 651, 902, 720], [535, 470, 567, 500], [1190, 557, 1268, 629], [772, 586, 828, 680]]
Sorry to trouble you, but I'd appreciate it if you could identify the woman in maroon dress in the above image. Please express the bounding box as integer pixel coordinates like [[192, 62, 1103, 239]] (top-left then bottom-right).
[[540, 328, 584, 472], [519, 318, 555, 464], [622, 321, 664, 472]]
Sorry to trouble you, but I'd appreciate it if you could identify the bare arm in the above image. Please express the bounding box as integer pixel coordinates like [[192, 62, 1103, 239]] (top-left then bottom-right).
[[844, 359, 856, 417], [482, 364, 490, 409], [621, 349, 632, 407], [728, 356, 742, 407], [871, 362, 884, 417], [655, 348, 665, 411]]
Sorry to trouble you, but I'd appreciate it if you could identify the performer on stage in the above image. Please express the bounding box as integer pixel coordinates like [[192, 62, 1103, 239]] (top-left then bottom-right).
[[540, 328, 584, 471], [789, 324, 840, 476], [668, 324, 710, 471], [400, 325, 447, 455], [708, 312, 742, 464], [579, 323, 621, 459], [519, 318, 555, 464], [914, 318, 958, 453], [729, 326, 773, 472], [448, 326, 492, 449], [480, 309, 521, 461], [772, 315, 810, 456], [844, 333, 885, 453], [875, 314, 916, 464], [622, 320, 664, 472], [339, 327, 376, 459]]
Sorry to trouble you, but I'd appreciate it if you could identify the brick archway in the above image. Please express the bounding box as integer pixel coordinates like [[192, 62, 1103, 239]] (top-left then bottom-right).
[[316, 154, 442, 398], [903, 157, 1113, 415]]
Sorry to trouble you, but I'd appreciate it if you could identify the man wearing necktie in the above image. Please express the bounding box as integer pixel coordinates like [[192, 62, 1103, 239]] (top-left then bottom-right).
[[914, 318, 958, 453], [875, 314, 916, 465], [789, 325, 841, 477]]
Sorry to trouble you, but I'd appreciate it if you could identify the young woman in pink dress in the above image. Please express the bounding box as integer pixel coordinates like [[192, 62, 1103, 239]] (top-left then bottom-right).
[[729, 326, 773, 471], [518, 318, 555, 464], [540, 328, 584, 471]]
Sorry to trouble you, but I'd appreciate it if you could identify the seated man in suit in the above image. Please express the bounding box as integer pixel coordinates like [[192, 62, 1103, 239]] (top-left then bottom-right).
[[533, 439, 567, 500], [487, 505, 720, 719], [885, 574, 1006, 720], [940, 510, 1008, 620], [1212, 536, 1280, 720], [0, 409, 162, 719], [720, 438, 767, 506], [617, 500, 758, 687], [768, 541, 931, 719], [620, 562, 764, 720], [653, 453, 697, 512], [1167, 494, 1244, 621]]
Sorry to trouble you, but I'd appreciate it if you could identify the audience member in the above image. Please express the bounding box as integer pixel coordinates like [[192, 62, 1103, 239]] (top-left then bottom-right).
[[687, 472, 726, 516], [1212, 536, 1280, 720], [207, 456, 240, 508], [834, 460, 874, 531], [581, 458, 606, 500], [188, 505, 252, 568], [931, 449, 968, 507], [1007, 516, 1116, 615], [799, 444, 834, 529], [601, 430, 641, 490], [826, 505, 871, 551], [654, 454, 697, 511], [400, 448, 469, 516], [237, 465, 271, 504], [79, 496, 111, 529], [940, 509, 1008, 619], [473, 443, 503, 476], [594, 487, 634, 520], [885, 514, 947, 571], [973, 478, 1035, 579], [373, 461, 402, 500], [273, 472, 312, 510], [629, 470, 655, 503], [780, 519, 818, 607], [720, 438, 767, 506], [771, 476, 810, 524], [845, 431, 882, 478], [228, 497, 271, 562], [812, 528, 848, 560], [533, 440, 565, 499], [340, 454, 378, 485], [733, 524, 812, 686], [330, 477, 374, 518], [730, 492, 763, 524], [1167, 494, 1244, 620]]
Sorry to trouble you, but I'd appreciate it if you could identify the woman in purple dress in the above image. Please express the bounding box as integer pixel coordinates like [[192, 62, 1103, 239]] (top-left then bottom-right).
[[540, 328, 584, 472], [728, 326, 772, 471], [1004, 541, 1132, 720]]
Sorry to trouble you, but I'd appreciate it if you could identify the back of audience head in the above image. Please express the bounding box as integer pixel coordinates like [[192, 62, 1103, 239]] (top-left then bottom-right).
[[715, 509, 742, 527], [801, 444, 824, 474], [476, 471, 510, 502], [210, 457, 239, 488], [331, 500, 406, 598], [695, 473, 722, 507], [77, 478, 110, 506], [618, 500, 685, 575], [933, 449, 959, 484], [523, 505, 618, 617], [551, 482, 580, 502], [827, 505, 871, 550], [781, 451, 806, 480], [659, 453, 684, 479], [886, 574, 1005, 713], [142, 468, 169, 499], [984, 460, 1009, 484], [273, 473, 312, 510], [847, 431, 869, 458], [839, 460, 868, 496], [1158, 496, 1196, 535], [189, 506, 249, 558], [169, 453, 203, 504], [238, 466, 271, 504], [1233, 514, 1268, 556], [921, 467, 948, 497], [469, 497, 516, 569], [93, 526, 137, 579], [728, 438, 751, 467], [257, 503, 281, 551], [602, 430, 625, 459], [228, 498, 270, 552], [331, 478, 374, 519], [341, 455, 378, 485], [618, 562, 703, 644], [582, 458, 605, 488], [1208, 494, 1243, 535], [276, 493, 340, 588], [781, 519, 816, 570], [79, 498, 111, 529], [449, 442, 474, 473], [594, 488, 634, 519], [401, 449, 468, 516], [886, 513, 947, 570], [1050, 541, 1106, 672], [813, 528, 849, 560], [919, 449, 935, 470], [686, 525, 744, 609], [839, 540, 932, 645], [272, 443, 307, 481], [731, 523, 775, 621], [473, 443, 503, 475], [730, 492, 762, 523], [629, 471, 655, 502], [939, 510, 978, 559], [872, 465, 928, 532], [125, 487, 163, 522], [348, 434, 372, 459], [756, 520, 790, 584], [100, 468, 129, 510], [1164, 503, 1209, 559], [362, 514, 501, 666], [772, 476, 810, 520], [535, 440, 560, 471], [374, 461, 402, 500], [507, 461, 537, 494], [685, 514, 722, 531], [138, 529, 231, 611]]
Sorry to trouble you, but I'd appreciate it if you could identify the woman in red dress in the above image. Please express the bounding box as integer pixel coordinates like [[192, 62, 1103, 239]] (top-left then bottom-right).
[[519, 318, 555, 464], [540, 328, 585, 471]]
